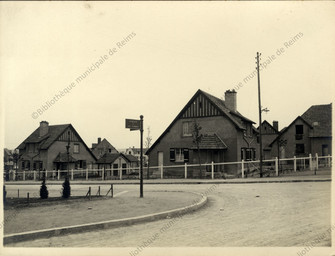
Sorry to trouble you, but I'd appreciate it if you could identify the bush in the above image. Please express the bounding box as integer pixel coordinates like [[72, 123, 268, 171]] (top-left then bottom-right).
[[62, 177, 71, 198], [40, 178, 49, 199]]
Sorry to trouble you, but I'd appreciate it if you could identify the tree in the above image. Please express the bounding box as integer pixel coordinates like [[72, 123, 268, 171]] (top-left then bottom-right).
[[192, 120, 203, 178], [40, 177, 49, 199], [145, 126, 152, 179], [62, 177, 71, 198]]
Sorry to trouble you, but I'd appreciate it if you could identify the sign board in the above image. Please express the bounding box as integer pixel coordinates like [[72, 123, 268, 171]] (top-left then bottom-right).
[[125, 119, 141, 130]]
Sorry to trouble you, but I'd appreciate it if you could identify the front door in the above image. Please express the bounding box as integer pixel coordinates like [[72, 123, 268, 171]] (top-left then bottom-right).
[[158, 151, 164, 167]]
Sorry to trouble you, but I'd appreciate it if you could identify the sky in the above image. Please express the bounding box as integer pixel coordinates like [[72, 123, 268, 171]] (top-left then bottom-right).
[[1, 2, 334, 151]]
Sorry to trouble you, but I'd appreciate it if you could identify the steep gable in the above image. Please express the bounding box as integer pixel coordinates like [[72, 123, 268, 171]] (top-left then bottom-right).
[[301, 104, 332, 137]]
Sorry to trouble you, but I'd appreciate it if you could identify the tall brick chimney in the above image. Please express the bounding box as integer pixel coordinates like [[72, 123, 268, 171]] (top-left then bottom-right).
[[225, 89, 237, 112], [273, 121, 279, 132], [39, 121, 49, 137]]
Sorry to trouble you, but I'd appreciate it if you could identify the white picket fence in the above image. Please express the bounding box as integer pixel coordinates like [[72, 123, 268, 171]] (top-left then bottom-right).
[[5, 154, 332, 181]]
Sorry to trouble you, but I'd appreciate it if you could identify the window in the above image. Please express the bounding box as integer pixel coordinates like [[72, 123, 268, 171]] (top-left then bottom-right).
[[108, 149, 112, 153], [21, 161, 25, 169], [182, 122, 192, 137], [295, 144, 305, 154], [241, 148, 256, 161], [122, 163, 127, 175], [170, 148, 189, 162], [74, 144, 79, 153], [295, 125, 303, 134]]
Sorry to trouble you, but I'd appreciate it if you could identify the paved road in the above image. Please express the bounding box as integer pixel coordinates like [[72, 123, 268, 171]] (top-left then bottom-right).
[[5, 182, 331, 247]]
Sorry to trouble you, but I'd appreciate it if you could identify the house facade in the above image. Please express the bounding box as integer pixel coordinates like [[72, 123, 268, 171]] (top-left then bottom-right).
[[125, 146, 149, 166], [258, 120, 279, 160], [17, 121, 96, 177], [269, 104, 332, 158], [91, 137, 118, 159], [96, 152, 139, 179], [146, 89, 259, 174]]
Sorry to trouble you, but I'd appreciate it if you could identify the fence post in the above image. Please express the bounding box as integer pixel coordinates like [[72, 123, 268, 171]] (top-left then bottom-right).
[[160, 165, 163, 179], [294, 156, 297, 172], [241, 160, 244, 178], [119, 166, 122, 180], [211, 161, 214, 179], [71, 169, 74, 181], [34, 170, 36, 181], [303, 158, 305, 169], [23, 170, 25, 181], [102, 168, 105, 181], [18, 189, 19, 198], [309, 154, 312, 171], [315, 153, 318, 170], [58, 169, 60, 180], [13, 170, 16, 181], [328, 154, 331, 167], [275, 157, 279, 176], [86, 168, 88, 181], [184, 163, 187, 179]]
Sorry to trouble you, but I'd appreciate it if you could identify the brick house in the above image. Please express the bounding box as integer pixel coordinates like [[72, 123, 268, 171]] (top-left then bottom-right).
[[17, 121, 96, 177], [269, 104, 332, 158], [146, 89, 259, 174], [91, 137, 118, 159]]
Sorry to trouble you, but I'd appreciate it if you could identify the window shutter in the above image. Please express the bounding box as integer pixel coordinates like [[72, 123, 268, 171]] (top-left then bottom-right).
[[183, 148, 189, 162], [170, 149, 175, 162]]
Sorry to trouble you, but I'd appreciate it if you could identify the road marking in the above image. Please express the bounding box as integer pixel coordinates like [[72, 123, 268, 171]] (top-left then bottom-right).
[[114, 191, 129, 197]]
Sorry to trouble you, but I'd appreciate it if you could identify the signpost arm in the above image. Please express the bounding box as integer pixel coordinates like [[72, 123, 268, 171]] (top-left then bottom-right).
[[140, 115, 144, 198]]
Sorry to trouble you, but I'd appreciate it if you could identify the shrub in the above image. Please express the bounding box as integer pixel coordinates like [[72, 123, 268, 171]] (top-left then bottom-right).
[[40, 178, 49, 199], [62, 177, 71, 199]]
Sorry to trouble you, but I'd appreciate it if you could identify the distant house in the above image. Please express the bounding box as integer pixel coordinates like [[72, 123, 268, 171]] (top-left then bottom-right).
[[146, 89, 259, 174], [91, 137, 118, 159], [125, 146, 149, 166], [96, 152, 139, 179], [258, 120, 279, 160], [269, 104, 332, 158], [17, 121, 96, 177]]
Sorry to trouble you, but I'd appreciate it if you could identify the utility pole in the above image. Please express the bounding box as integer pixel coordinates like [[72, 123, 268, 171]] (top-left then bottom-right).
[[256, 52, 263, 178], [139, 115, 144, 198]]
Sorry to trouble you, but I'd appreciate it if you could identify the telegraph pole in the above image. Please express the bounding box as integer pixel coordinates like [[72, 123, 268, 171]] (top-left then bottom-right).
[[140, 115, 144, 198], [256, 52, 263, 178]]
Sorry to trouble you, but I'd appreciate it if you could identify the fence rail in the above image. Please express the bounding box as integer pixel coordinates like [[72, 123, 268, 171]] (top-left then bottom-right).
[[4, 154, 332, 181]]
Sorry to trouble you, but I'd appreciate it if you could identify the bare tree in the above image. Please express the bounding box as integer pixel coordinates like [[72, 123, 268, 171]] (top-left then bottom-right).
[[192, 120, 203, 178], [145, 126, 152, 179]]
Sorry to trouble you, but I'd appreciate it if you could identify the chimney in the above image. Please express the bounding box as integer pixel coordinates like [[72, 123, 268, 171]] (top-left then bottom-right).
[[98, 137, 101, 144], [225, 89, 237, 112], [39, 121, 49, 137], [273, 121, 279, 132]]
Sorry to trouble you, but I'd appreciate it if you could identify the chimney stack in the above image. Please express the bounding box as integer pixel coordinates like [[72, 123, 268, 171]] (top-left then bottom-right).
[[225, 89, 237, 112], [39, 121, 49, 137], [98, 137, 101, 144], [273, 121, 279, 132]]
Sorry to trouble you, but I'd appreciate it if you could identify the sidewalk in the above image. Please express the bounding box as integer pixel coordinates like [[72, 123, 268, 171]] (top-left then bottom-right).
[[5, 172, 331, 185]]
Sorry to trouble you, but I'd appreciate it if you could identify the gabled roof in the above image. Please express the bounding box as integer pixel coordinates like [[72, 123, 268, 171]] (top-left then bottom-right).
[[17, 123, 97, 161], [146, 89, 255, 155], [257, 120, 279, 134], [301, 104, 332, 137], [96, 152, 137, 164], [124, 154, 139, 162], [190, 134, 228, 150], [53, 153, 78, 163]]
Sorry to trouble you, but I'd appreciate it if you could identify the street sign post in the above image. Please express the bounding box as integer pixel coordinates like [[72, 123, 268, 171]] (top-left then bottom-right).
[[125, 116, 144, 198]]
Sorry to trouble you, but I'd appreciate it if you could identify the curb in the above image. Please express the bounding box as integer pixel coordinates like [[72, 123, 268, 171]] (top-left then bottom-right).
[[3, 192, 207, 245], [4, 179, 331, 186]]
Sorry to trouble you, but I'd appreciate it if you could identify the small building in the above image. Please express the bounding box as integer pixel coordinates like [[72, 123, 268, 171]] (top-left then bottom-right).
[[269, 104, 332, 158], [96, 152, 139, 179], [125, 146, 149, 166], [17, 121, 96, 178], [258, 120, 279, 160], [146, 89, 259, 175], [91, 137, 118, 159]]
